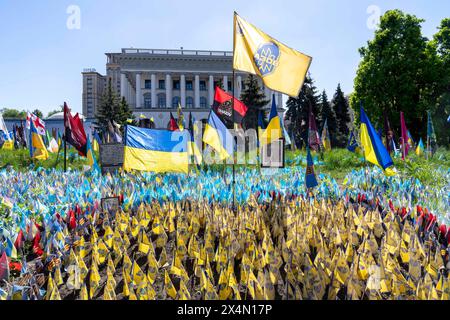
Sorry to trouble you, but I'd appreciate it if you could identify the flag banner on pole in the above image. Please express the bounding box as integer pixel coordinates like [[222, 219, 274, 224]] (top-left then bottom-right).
[[260, 95, 282, 146], [26, 112, 46, 136], [305, 147, 318, 189], [400, 112, 409, 160], [212, 86, 248, 126], [64, 103, 87, 157], [187, 113, 203, 165], [360, 107, 395, 176], [169, 112, 179, 132], [203, 110, 234, 160], [86, 138, 100, 172], [177, 104, 185, 130], [0, 113, 10, 139], [415, 138, 424, 156], [233, 12, 312, 97], [29, 118, 49, 161], [321, 119, 331, 151], [123, 125, 189, 174], [308, 105, 321, 151]]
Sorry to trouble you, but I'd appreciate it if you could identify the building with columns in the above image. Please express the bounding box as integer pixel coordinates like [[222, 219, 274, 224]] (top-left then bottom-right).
[[82, 48, 284, 128]]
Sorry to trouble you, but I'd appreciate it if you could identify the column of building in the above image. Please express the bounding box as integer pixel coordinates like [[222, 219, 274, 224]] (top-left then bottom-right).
[[136, 73, 142, 109], [208, 75, 214, 106], [166, 74, 172, 109], [194, 75, 200, 108], [180, 74, 186, 108], [151, 74, 157, 109]]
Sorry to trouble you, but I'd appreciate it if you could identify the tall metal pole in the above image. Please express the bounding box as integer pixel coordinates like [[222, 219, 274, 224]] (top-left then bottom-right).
[[232, 13, 236, 211]]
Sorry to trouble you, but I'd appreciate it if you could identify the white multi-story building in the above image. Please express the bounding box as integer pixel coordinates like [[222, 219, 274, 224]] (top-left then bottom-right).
[[82, 48, 284, 128]]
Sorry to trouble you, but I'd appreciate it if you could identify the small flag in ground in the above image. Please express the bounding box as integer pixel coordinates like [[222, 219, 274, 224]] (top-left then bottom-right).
[[305, 148, 318, 189]]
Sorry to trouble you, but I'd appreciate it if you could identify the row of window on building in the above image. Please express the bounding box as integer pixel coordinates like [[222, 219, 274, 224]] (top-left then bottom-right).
[[142, 94, 209, 109], [143, 79, 236, 91]]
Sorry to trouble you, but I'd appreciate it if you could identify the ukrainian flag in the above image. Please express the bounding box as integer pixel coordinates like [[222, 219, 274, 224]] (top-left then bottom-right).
[[260, 96, 282, 146], [86, 138, 100, 172], [203, 111, 234, 161], [415, 138, 424, 156], [29, 119, 48, 160], [123, 125, 189, 174], [233, 12, 312, 97], [360, 107, 395, 176]]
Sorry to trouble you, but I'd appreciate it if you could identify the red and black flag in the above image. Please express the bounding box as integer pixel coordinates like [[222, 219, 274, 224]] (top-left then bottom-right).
[[168, 112, 179, 131], [64, 102, 87, 156], [212, 86, 248, 126]]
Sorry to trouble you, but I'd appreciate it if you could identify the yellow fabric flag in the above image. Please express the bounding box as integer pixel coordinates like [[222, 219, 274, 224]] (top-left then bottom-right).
[[165, 270, 178, 299], [80, 283, 89, 300], [132, 261, 146, 286], [233, 12, 312, 97]]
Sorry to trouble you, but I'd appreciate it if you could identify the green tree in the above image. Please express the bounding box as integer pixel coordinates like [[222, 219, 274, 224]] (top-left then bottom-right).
[[118, 97, 135, 127], [95, 78, 121, 130], [285, 75, 320, 148], [318, 90, 337, 147], [332, 84, 351, 147], [433, 18, 450, 146], [32, 109, 43, 119], [350, 10, 442, 139], [1, 109, 27, 119], [239, 75, 269, 130]]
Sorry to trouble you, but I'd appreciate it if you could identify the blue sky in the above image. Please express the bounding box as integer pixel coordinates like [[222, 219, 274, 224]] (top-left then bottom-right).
[[0, 0, 449, 115]]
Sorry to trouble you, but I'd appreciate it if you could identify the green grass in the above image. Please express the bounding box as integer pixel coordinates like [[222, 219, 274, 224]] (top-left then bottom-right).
[[0, 148, 90, 171], [1, 147, 449, 187]]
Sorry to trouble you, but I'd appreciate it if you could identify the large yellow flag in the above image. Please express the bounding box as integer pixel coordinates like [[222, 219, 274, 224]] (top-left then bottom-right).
[[233, 12, 312, 97]]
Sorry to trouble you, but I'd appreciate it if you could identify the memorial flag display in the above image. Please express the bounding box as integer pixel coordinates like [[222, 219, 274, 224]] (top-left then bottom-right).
[[233, 12, 312, 97], [64, 103, 87, 157], [212, 86, 248, 126], [123, 125, 189, 174], [259, 96, 282, 146], [28, 117, 49, 161], [26, 112, 45, 136], [360, 107, 395, 176], [202, 110, 234, 160]]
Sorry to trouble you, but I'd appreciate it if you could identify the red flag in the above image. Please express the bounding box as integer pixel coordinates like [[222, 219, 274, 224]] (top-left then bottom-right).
[[64, 102, 87, 156], [32, 232, 43, 256], [26, 112, 46, 135], [212, 86, 248, 126], [0, 252, 9, 281], [14, 230, 25, 250], [168, 112, 179, 131]]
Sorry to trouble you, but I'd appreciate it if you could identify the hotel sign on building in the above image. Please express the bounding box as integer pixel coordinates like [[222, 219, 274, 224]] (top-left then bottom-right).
[[82, 48, 283, 128]]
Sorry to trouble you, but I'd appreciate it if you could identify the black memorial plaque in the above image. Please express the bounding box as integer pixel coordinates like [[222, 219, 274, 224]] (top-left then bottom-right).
[[99, 143, 124, 174]]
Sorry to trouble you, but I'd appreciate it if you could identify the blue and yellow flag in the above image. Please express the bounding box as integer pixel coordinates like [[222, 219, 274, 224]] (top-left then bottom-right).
[[86, 138, 100, 172], [203, 110, 234, 160], [321, 119, 331, 151], [29, 119, 49, 160], [233, 13, 312, 97], [360, 107, 395, 176], [415, 138, 424, 156], [123, 125, 189, 174], [347, 130, 358, 153], [260, 96, 282, 146]]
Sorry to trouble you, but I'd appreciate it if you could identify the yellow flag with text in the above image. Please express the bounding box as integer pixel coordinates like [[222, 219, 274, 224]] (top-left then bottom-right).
[[233, 12, 312, 97]]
